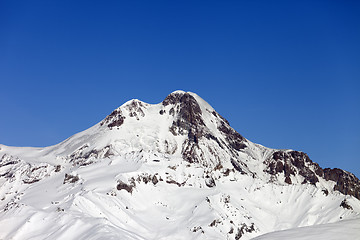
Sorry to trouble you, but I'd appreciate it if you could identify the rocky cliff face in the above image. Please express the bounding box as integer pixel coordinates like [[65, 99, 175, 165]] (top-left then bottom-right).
[[264, 150, 360, 200], [322, 168, 360, 200]]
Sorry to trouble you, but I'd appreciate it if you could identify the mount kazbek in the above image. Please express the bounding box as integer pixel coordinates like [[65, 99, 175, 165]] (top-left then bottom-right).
[[1, 90, 359, 240]]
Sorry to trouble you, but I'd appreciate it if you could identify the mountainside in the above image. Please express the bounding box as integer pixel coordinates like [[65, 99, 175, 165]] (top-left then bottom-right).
[[1, 90, 359, 240]]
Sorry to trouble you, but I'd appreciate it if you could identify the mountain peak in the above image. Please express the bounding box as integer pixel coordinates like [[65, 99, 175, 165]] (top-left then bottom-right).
[[163, 91, 205, 126], [100, 91, 205, 130], [162, 90, 198, 105], [100, 99, 149, 128], [97, 91, 246, 167]]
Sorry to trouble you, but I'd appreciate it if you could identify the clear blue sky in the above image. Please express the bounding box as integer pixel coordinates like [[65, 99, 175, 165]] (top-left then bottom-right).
[[1, 1, 359, 177]]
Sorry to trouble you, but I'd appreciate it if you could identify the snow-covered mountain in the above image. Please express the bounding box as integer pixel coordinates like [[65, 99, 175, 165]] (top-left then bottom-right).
[[1, 90, 359, 240]]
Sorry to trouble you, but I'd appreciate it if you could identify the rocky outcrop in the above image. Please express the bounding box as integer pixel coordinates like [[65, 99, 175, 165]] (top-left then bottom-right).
[[265, 151, 320, 185], [63, 173, 79, 184], [165, 92, 208, 164], [100, 108, 125, 128], [164, 92, 247, 167], [205, 176, 216, 187], [323, 168, 360, 200], [116, 180, 135, 193], [67, 145, 114, 166], [0, 154, 56, 185], [101, 100, 148, 129], [265, 150, 360, 200], [165, 92, 205, 138], [340, 199, 353, 210], [235, 223, 256, 240], [123, 100, 146, 120], [217, 119, 246, 151]]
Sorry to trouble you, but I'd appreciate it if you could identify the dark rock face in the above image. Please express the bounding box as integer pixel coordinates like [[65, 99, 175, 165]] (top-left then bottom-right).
[[204, 133, 224, 149], [163, 92, 246, 166], [152, 175, 159, 185], [323, 168, 360, 200], [23, 178, 40, 184], [55, 165, 61, 172], [284, 176, 292, 184], [165, 92, 205, 137], [63, 173, 79, 184], [116, 180, 134, 193], [124, 100, 146, 120], [265, 151, 319, 185], [100, 109, 125, 128], [101, 100, 147, 129], [340, 199, 353, 210], [231, 159, 246, 174], [212, 110, 246, 151], [218, 121, 246, 151], [266, 150, 360, 200], [235, 223, 256, 240], [164, 93, 207, 164], [166, 179, 186, 187], [205, 176, 216, 187]]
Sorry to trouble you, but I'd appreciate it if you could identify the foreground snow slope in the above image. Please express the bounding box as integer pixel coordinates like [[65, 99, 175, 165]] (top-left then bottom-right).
[[253, 218, 360, 240], [1, 91, 360, 239]]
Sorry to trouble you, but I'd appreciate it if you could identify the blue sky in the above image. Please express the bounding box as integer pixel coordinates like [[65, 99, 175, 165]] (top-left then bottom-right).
[[1, 1, 359, 177]]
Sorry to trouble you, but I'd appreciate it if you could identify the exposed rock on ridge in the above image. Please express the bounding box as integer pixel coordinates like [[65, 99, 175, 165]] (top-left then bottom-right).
[[265, 150, 360, 200], [100, 108, 125, 128], [323, 168, 360, 199]]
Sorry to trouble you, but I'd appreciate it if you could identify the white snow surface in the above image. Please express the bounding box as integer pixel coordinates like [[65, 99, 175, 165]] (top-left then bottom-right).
[[0, 91, 359, 240], [253, 218, 360, 240]]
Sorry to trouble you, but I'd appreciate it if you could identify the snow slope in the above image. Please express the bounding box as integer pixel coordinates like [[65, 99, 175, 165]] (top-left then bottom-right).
[[0, 91, 359, 239], [253, 218, 360, 240]]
